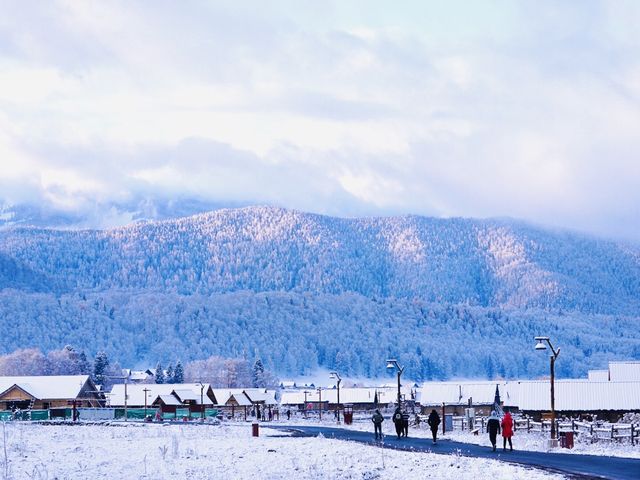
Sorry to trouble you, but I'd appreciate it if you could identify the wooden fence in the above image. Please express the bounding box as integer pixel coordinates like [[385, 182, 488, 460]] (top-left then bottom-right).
[[444, 415, 639, 445]]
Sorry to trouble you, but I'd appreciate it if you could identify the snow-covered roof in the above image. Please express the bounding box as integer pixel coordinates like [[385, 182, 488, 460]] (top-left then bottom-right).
[[211, 389, 248, 406], [516, 380, 640, 411], [243, 389, 277, 405], [153, 394, 183, 406], [588, 370, 609, 381], [173, 390, 199, 402], [0, 375, 92, 400], [229, 393, 252, 407], [127, 370, 154, 381], [108, 384, 214, 407], [608, 361, 640, 382], [417, 381, 517, 407]]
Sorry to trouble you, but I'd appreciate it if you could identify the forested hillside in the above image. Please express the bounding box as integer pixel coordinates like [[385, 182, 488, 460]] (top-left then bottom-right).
[[1, 206, 639, 313], [0, 206, 639, 378]]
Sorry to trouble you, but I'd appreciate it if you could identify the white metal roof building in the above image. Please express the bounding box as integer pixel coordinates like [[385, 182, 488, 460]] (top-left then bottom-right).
[[608, 361, 640, 382], [515, 380, 640, 412], [280, 387, 410, 406], [211, 389, 253, 407], [417, 381, 518, 408], [588, 370, 609, 381], [108, 383, 215, 407]]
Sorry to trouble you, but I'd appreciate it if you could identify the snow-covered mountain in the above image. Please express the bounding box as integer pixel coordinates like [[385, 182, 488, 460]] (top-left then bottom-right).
[[0, 206, 639, 377], [2, 206, 639, 313]]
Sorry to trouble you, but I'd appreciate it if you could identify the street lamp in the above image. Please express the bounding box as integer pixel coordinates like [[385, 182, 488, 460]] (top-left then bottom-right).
[[329, 371, 342, 423], [316, 387, 323, 420], [386, 359, 405, 408], [534, 336, 561, 442]]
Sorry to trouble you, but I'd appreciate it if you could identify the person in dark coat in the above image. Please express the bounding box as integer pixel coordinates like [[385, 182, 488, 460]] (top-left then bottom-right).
[[401, 411, 410, 437], [371, 409, 384, 440], [392, 407, 403, 439], [286, 409, 291, 420], [501, 410, 514, 451], [487, 410, 501, 451], [427, 409, 441, 443]]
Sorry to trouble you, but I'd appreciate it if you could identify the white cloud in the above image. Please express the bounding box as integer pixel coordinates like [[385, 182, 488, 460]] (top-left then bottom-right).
[[0, 1, 639, 240]]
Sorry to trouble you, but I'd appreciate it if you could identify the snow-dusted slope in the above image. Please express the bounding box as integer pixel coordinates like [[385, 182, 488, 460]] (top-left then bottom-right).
[[0, 206, 639, 377], [1, 206, 638, 314]]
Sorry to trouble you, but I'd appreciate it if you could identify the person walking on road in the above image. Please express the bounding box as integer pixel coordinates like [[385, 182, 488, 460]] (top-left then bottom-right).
[[501, 410, 514, 451], [393, 407, 403, 439], [372, 409, 384, 440], [401, 411, 410, 437], [427, 409, 441, 444], [487, 410, 501, 451]]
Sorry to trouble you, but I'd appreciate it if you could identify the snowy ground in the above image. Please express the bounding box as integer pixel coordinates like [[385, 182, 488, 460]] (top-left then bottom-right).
[[0, 420, 567, 480]]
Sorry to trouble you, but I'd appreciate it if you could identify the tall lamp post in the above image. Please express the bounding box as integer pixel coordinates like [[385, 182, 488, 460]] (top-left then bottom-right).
[[329, 371, 342, 423], [386, 359, 405, 408], [534, 336, 561, 442], [303, 390, 309, 419], [317, 387, 322, 420]]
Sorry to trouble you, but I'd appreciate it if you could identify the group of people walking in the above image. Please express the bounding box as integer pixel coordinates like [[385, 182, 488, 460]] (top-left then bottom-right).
[[372, 407, 514, 451], [487, 410, 514, 451]]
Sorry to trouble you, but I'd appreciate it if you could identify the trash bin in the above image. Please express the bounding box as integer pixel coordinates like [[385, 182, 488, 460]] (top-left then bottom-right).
[[252, 421, 259, 437], [560, 431, 574, 449], [343, 412, 353, 425]]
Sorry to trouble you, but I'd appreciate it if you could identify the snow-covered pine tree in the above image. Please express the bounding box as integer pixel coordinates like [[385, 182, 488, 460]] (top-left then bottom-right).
[[253, 358, 265, 388], [93, 351, 109, 386], [155, 362, 165, 384], [173, 360, 184, 384], [166, 363, 174, 384], [78, 351, 92, 375]]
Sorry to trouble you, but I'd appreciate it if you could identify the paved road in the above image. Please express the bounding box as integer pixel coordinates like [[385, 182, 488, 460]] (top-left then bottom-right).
[[266, 425, 640, 480]]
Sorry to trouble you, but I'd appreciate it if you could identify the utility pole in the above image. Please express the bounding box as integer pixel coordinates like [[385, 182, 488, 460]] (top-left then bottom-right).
[[143, 387, 150, 418], [317, 387, 322, 420], [198, 382, 205, 420]]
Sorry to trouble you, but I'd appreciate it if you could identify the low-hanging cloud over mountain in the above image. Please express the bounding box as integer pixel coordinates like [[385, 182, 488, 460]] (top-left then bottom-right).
[[1, 1, 639, 240]]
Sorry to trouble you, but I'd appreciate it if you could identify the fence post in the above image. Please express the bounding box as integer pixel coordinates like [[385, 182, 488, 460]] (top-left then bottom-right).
[[527, 418, 530, 432], [611, 425, 614, 440], [631, 425, 635, 446], [590, 423, 593, 436], [572, 420, 575, 433]]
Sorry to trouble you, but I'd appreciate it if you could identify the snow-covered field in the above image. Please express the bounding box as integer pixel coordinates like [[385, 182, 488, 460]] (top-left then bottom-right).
[[0, 421, 567, 480]]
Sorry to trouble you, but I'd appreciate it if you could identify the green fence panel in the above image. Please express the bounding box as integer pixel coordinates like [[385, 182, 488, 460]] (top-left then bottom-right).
[[114, 408, 156, 419], [205, 409, 218, 418], [30, 410, 49, 421], [176, 408, 190, 418], [0, 412, 12, 421]]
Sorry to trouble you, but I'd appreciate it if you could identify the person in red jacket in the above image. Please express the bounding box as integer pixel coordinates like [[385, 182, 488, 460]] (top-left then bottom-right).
[[501, 410, 514, 451]]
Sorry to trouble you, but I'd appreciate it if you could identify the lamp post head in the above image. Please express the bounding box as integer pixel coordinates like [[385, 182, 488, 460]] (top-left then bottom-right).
[[535, 341, 547, 351], [386, 359, 398, 370]]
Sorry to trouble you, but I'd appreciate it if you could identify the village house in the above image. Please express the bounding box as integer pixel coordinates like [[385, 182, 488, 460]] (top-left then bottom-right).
[[108, 383, 217, 418], [0, 375, 103, 412]]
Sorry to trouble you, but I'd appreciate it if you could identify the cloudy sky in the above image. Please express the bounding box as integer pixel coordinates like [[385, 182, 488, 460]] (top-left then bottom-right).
[[1, 0, 639, 239]]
